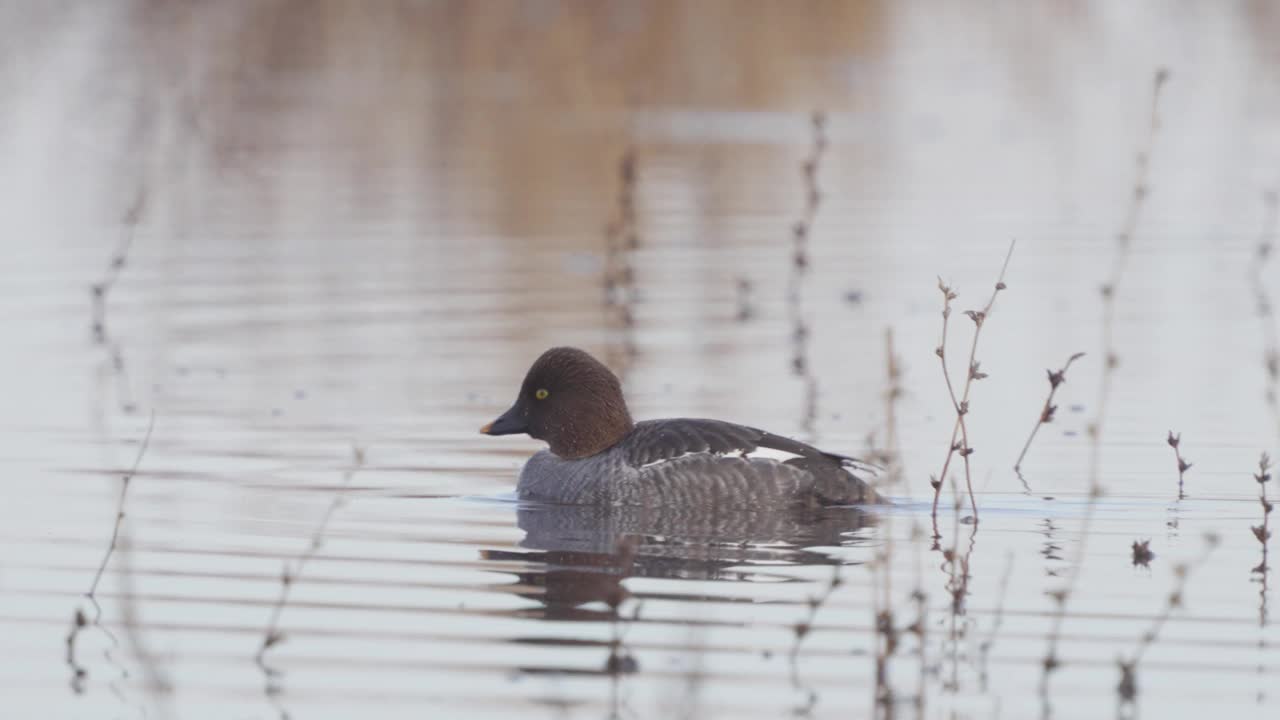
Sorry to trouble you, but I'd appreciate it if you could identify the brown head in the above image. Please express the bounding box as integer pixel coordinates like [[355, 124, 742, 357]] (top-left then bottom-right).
[[480, 347, 634, 459]]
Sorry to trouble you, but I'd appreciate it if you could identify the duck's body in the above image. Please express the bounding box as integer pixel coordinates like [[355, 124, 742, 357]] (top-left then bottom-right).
[[517, 418, 878, 507], [482, 348, 882, 509]]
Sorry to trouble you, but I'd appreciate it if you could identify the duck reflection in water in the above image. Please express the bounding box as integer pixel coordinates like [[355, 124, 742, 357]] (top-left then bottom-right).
[[482, 501, 874, 683]]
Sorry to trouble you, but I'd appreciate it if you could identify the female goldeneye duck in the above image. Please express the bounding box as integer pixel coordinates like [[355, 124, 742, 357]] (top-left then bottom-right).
[[481, 347, 883, 508]]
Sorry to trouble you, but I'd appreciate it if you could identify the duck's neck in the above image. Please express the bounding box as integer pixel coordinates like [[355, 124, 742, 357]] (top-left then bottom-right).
[[549, 403, 634, 459]]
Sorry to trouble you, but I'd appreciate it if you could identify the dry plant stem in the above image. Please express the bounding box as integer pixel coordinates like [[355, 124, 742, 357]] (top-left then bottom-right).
[[604, 149, 637, 312], [1167, 431, 1192, 500], [256, 447, 366, 668], [603, 149, 639, 375], [65, 609, 87, 693], [787, 112, 827, 436], [940, 475, 977, 693], [788, 565, 842, 691], [87, 412, 156, 598], [1116, 534, 1220, 709], [978, 553, 1015, 692], [870, 328, 904, 719], [116, 531, 173, 700], [881, 328, 904, 492], [1252, 453, 1272, 612], [1251, 190, 1280, 440], [1252, 454, 1272, 705], [1013, 352, 1086, 484], [910, 587, 927, 720], [81, 593, 127, 704], [930, 240, 1016, 531], [91, 188, 147, 344], [1041, 68, 1170, 706]]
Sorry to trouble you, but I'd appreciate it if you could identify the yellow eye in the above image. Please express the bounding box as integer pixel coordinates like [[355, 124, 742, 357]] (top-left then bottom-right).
[[535, 388, 549, 400]]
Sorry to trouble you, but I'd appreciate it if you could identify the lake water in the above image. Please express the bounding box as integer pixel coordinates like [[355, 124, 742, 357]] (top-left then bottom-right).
[[2, 2, 1278, 719]]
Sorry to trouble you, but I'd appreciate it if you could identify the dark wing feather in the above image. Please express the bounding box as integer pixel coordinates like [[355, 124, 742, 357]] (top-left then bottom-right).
[[624, 418, 871, 470], [622, 419, 880, 506]]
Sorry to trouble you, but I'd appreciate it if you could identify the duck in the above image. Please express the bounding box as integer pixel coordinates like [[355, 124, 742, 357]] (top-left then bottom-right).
[[481, 347, 882, 508]]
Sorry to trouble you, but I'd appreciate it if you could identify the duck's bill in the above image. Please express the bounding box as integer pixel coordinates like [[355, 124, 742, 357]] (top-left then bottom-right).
[[479, 405, 527, 436]]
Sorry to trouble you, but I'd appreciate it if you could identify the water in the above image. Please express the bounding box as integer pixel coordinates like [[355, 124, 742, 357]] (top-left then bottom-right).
[[2, 2, 1278, 718]]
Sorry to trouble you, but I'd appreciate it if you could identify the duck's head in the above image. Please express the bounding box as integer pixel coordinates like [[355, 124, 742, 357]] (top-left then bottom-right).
[[481, 347, 634, 459]]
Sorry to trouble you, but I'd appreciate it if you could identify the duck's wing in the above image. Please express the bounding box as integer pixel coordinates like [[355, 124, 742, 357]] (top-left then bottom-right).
[[620, 419, 880, 506], [623, 418, 875, 472]]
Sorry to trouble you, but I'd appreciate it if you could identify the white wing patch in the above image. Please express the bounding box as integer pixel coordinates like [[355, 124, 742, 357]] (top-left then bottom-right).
[[638, 445, 806, 470]]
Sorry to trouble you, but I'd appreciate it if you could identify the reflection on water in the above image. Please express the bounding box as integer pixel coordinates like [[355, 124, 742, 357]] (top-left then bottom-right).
[[489, 503, 869, 682], [3, 1, 1280, 719], [506, 502, 868, 594]]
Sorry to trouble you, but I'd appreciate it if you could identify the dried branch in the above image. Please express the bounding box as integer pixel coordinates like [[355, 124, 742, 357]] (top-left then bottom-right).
[[603, 148, 639, 376], [87, 413, 156, 598], [91, 187, 147, 344], [1014, 352, 1086, 487], [1041, 67, 1170, 708], [1116, 534, 1219, 712], [256, 445, 366, 670], [930, 240, 1016, 535], [870, 328, 905, 719], [1166, 431, 1192, 500], [787, 112, 828, 437], [1251, 453, 1272, 626], [1252, 190, 1280, 441]]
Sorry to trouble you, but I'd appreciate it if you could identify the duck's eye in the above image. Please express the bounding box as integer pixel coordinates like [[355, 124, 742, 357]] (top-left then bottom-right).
[[535, 388, 550, 400]]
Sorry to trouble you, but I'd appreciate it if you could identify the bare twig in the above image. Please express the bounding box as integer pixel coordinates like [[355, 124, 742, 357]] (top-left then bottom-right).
[[787, 112, 827, 437], [1252, 453, 1273, 596], [604, 149, 638, 310], [1250, 186, 1278, 704], [789, 564, 842, 689], [256, 445, 366, 669], [73, 412, 154, 701], [908, 585, 927, 719], [869, 328, 905, 719], [1014, 352, 1086, 486], [604, 149, 639, 376], [1252, 190, 1280, 441], [116, 530, 173, 701], [91, 188, 147, 344], [978, 552, 1015, 693], [65, 608, 87, 694], [930, 240, 1016, 534], [941, 475, 977, 693], [87, 412, 156, 598], [1116, 533, 1219, 713], [1252, 453, 1273, 703], [1166, 431, 1192, 500], [1041, 68, 1171, 715]]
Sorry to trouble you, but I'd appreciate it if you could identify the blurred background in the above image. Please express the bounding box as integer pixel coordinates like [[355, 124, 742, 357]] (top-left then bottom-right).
[[2, 2, 1279, 719]]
